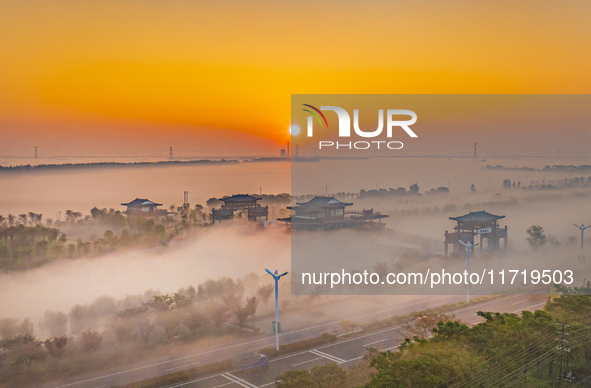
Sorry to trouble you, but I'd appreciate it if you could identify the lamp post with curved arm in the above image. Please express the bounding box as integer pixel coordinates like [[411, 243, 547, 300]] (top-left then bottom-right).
[[573, 224, 591, 262], [265, 269, 288, 351], [458, 240, 479, 302]]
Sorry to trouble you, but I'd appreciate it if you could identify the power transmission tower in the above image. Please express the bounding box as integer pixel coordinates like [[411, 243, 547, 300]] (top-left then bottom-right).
[[169, 147, 173, 161], [34, 146, 38, 159], [473, 143, 477, 164]]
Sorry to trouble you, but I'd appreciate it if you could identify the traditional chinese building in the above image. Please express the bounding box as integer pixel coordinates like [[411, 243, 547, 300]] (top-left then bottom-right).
[[121, 198, 168, 220], [444, 210, 508, 255], [278, 196, 388, 231], [211, 194, 269, 223]]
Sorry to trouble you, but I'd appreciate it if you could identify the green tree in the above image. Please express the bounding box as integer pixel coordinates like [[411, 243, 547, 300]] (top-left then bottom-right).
[[276, 370, 315, 388], [526, 225, 547, 249]]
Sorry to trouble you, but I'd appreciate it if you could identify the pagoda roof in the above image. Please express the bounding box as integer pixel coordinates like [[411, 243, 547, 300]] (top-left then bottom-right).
[[450, 210, 505, 222], [219, 194, 262, 202], [121, 198, 163, 207], [295, 196, 353, 207]]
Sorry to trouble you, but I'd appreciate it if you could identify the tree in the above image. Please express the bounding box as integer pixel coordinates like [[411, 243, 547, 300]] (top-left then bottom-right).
[[373, 262, 389, 279], [0, 318, 19, 340], [276, 370, 315, 388], [246, 296, 260, 327], [526, 225, 547, 249], [470, 184, 476, 192], [212, 305, 228, 333], [234, 305, 250, 331], [184, 309, 206, 339], [39, 311, 68, 337], [310, 363, 347, 388], [138, 319, 154, 348], [409, 183, 419, 194], [113, 323, 134, 344], [257, 284, 274, 313], [45, 336, 69, 359], [81, 330, 103, 352], [503, 178, 512, 188], [340, 320, 358, 334]]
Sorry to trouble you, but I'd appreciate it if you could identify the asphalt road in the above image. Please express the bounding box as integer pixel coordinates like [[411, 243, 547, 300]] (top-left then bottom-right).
[[44, 294, 546, 388], [149, 294, 547, 388], [43, 295, 544, 388]]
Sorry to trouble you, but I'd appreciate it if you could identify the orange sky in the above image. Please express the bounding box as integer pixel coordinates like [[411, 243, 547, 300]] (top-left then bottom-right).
[[1, 0, 590, 157]]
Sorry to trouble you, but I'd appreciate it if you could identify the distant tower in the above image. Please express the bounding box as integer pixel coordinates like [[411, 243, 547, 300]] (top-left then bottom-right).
[[295, 144, 299, 159], [473, 143, 477, 164], [287, 141, 290, 156], [169, 147, 173, 161], [34, 146, 38, 159], [183, 191, 189, 207]]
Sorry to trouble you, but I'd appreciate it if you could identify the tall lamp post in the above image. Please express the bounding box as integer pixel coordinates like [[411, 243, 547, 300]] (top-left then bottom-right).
[[458, 240, 479, 302], [573, 224, 591, 262], [265, 269, 288, 351]]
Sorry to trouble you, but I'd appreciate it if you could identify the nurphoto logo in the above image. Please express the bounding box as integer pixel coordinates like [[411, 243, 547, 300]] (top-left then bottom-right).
[[302, 104, 417, 150]]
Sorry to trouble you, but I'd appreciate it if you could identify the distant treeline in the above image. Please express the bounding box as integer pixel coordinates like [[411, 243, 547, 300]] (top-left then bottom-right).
[[0, 159, 239, 173], [485, 164, 591, 172]]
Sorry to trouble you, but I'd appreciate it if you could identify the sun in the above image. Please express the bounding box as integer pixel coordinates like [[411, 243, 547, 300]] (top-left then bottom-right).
[[289, 125, 301, 136]]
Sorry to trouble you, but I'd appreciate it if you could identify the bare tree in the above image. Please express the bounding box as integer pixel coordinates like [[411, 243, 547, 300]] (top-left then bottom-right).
[[257, 284, 274, 313]]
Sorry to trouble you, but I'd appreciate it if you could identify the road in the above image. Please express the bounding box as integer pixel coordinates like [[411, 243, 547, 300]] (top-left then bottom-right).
[[149, 294, 546, 388], [44, 294, 546, 388]]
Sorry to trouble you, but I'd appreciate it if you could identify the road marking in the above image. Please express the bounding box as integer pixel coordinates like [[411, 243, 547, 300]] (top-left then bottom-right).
[[166, 375, 220, 388], [363, 339, 388, 347], [309, 349, 346, 363], [259, 382, 277, 388], [211, 383, 234, 388], [164, 361, 202, 372], [292, 356, 323, 366], [222, 372, 258, 388], [513, 299, 530, 305]]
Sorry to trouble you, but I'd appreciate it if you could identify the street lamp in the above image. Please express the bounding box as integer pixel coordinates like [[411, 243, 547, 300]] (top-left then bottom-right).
[[265, 268, 288, 351], [573, 224, 591, 262], [458, 240, 479, 303]]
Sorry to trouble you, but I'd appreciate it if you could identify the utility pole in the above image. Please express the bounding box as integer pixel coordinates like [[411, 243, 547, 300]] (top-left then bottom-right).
[[573, 224, 590, 262], [557, 323, 571, 386], [458, 240, 479, 302], [265, 269, 288, 351], [473, 143, 477, 164]]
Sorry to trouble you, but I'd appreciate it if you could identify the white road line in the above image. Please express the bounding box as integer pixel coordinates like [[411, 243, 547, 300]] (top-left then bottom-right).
[[211, 383, 234, 388], [513, 299, 530, 305], [292, 357, 324, 366], [222, 372, 258, 388], [363, 339, 388, 347], [259, 382, 278, 388], [164, 361, 201, 372], [167, 375, 219, 388], [309, 349, 346, 363]]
